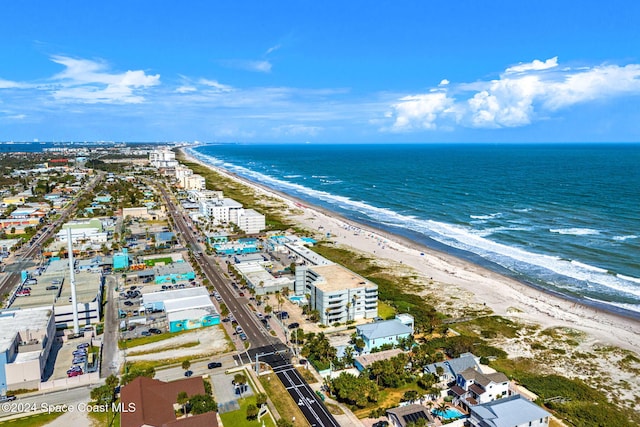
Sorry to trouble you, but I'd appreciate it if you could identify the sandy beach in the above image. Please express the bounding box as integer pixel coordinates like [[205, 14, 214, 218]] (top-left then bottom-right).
[[180, 148, 640, 404]]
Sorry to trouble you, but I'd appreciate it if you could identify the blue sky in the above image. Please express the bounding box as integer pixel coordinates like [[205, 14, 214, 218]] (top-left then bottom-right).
[[1, 1, 640, 143]]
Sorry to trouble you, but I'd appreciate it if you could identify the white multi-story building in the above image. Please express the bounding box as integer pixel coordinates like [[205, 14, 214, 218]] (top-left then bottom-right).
[[187, 190, 223, 203], [199, 198, 242, 225], [149, 148, 178, 168], [182, 174, 206, 190], [295, 264, 378, 325], [235, 209, 265, 234], [0, 307, 56, 391]]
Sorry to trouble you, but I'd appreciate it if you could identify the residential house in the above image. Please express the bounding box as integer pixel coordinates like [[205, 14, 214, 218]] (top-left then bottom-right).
[[354, 348, 405, 372], [424, 352, 481, 384], [386, 404, 434, 427], [355, 315, 414, 353], [468, 394, 550, 427], [451, 367, 510, 410]]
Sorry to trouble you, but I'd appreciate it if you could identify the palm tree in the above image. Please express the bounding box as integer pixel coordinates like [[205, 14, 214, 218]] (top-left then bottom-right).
[[177, 391, 189, 416]]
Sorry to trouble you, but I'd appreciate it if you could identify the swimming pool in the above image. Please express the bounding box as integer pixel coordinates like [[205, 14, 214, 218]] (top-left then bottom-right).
[[289, 295, 307, 304], [432, 408, 464, 420]]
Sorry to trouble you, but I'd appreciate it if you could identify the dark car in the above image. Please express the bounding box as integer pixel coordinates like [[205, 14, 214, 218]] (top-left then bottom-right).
[[77, 343, 90, 349], [372, 421, 389, 427], [184, 370, 193, 377], [207, 362, 222, 369], [124, 301, 134, 306], [46, 286, 59, 290], [141, 330, 151, 336], [277, 311, 289, 319], [288, 322, 300, 329], [149, 328, 162, 334]]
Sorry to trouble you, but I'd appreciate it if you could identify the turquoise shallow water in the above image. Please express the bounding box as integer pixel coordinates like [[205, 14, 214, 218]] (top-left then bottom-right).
[[190, 143, 640, 316]]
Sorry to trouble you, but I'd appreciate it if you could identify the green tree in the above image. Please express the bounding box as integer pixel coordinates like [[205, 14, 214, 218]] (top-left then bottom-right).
[[189, 394, 218, 414], [256, 392, 268, 407], [246, 403, 259, 420], [121, 365, 155, 385], [182, 360, 191, 371]]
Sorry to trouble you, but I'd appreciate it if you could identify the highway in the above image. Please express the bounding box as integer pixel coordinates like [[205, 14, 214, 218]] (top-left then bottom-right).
[[156, 182, 340, 427]]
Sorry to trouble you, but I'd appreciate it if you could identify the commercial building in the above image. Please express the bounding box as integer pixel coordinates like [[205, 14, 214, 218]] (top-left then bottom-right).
[[142, 287, 219, 333], [0, 307, 55, 392], [199, 198, 242, 224], [10, 260, 104, 328], [149, 148, 178, 169], [234, 262, 294, 295], [468, 394, 550, 427], [153, 262, 195, 284], [296, 264, 378, 325], [121, 376, 218, 427]]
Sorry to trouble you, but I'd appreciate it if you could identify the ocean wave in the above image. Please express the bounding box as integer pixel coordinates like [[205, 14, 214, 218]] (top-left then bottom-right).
[[613, 234, 638, 241], [470, 213, 502, 220], [617, 274, 640, 285], [283, 174, 302, 178], [188, 147, 640, 302], [570, 260, 608, 274], [549, 228, 601, 236]]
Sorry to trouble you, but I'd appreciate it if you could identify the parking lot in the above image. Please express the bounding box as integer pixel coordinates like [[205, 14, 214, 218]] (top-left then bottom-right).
[[50, 338, 96, 380]]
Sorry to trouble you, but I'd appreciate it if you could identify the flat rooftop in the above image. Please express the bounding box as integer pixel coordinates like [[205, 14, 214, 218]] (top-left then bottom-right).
[[142, 286, 209, 305], [10, 260, 102, 310], [309, 264, 377, 292], [0, 307, 53, 352]]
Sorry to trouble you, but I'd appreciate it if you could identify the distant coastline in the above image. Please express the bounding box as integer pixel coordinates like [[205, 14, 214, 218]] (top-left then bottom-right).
[[182, 145, 640, 327]]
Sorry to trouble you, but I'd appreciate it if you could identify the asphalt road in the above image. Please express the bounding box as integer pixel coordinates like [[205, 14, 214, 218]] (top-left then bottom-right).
[[156, 183, 340, 427], [101, 275, 120, 378], [0, 173, 104, 302]]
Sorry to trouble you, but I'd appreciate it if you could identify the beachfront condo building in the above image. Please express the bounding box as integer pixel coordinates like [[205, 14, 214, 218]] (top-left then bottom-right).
[[295, 264, 378, 325], [199, 198, 266, 234]]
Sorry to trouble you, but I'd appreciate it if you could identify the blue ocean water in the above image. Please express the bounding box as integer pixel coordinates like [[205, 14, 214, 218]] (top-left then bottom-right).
[[189, 143, 640, 316]]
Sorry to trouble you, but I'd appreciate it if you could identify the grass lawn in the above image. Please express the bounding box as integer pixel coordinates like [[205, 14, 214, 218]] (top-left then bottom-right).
[[377, 300, 396, 319], [144, 257, 173, 266], [127, 340, 200, 356], [125, 353, 209, 372], [0, 412, 64, 427], [259, 374, 309, 427], [352, 382, 422, 419], [296, 367, 318, 384], [219, 397, 276, 427]]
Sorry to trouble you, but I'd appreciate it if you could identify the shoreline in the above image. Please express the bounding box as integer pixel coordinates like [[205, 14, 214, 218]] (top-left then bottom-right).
[[179, 147, 640, 354]]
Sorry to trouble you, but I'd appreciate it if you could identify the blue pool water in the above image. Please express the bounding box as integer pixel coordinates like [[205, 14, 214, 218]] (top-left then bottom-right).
[[289, 296, 305, 303], [432, 408, 464, 419]]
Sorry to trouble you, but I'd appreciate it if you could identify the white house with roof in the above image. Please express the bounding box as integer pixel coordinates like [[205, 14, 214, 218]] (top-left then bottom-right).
[[451, 367, 510, 409], [356, 315, 414, 353], [424, 352, 481, 384], [468, 394, 550, 427]]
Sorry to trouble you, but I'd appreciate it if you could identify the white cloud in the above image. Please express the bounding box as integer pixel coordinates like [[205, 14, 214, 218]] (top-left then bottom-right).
[[50, 56, 160, 103], [176, 85, 197, 93], [506, 56, 558, 74], [0, 78, 31, 89], [222, 59, 272, 73], [390, 92, 453, 131], [273, 124, 321, 136], [387, 57, 640, 131], [264, 44, 281, 56], [198, 79, 234, 93]]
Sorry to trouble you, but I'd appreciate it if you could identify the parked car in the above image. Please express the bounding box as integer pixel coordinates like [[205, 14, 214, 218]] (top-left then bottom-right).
[[46, 286, 59, 290], [207, 362, 222, 369], [140, 330, 151, 336], [67, 370, 82, 377], [277, 311, 289, 319], [372, 421, 389, 427], [239, 333, 247, 341], [73, 350, 87, 356], [0, 395, 16, 402], [288, 322, 300, 330], [77, 343, 90, 349], [124, 301, 134, 306], [238, 292, 245, 297], [16, 290, 31, 296], [149, 328, 162, 334], [184, 370, 193, 377]]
